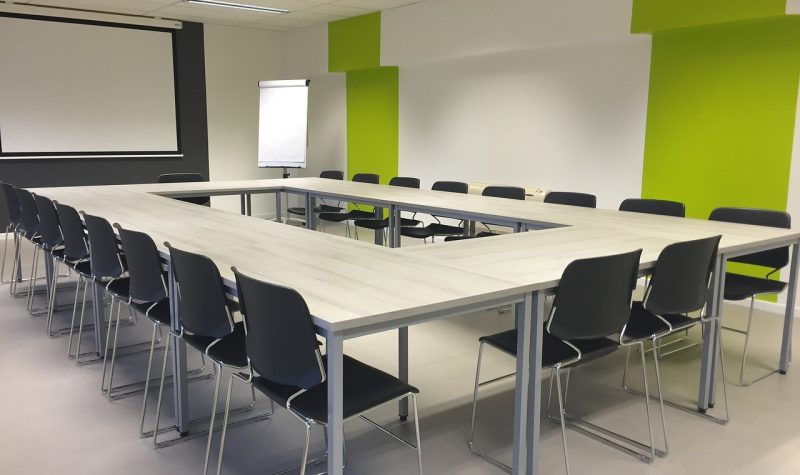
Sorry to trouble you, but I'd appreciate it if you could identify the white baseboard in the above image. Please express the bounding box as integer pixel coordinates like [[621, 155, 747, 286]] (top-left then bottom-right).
[[728, 298, 800, 318]]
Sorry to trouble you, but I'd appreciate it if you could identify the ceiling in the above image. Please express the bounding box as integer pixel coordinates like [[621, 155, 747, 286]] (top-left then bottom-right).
[[12, 0, 427, 31]]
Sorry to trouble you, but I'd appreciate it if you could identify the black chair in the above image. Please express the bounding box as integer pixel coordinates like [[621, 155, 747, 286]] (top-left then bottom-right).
[[710, 207, 791, 386], [353, 176, 422, 242], [154, 244, 266, 467], [158, 172, 210, 206], [82, 212, 134, 390], [623, 235, 727, 426], [402, 181, 470, 242], [16, 188, 43, 309], [213, 268, 422, 475], [287, 170, 345, 218], [445, 185, 526, 242], [318, 173, 380, 237], [0, 182, 24, 287], [32, 194, 66, 325], [55, 202, 93, 358], [544, 191, 597, 208], [113, 224, 171, 436], [619, 198, 685, 218], [469, 249, 642, 473]]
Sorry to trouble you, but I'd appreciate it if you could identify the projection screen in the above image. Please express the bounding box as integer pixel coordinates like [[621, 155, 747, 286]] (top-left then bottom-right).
[[0, 15, 179, 158]]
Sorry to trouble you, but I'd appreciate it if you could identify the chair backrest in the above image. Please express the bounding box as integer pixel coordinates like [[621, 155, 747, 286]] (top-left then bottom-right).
[[116, 225, 167, 304], [0, 183, 22, 227], [16, 188, 40, 237], [33, 194, 63, 249], [233, 268, 324, 389], [82, 213, 124, 279], [548, 249, 642, 340], [432, 181, 469, 194], [166, 244, 233, 339], [157, 173, 209, 206], [645, 235, 721, 316], [619, 198, 685, 218], [544, 191, 597, 208], [55, 202, 88, 261], [320, 170, 344, 180], [709, 207, 791, 270], [389, 176, 421, 189], [482, 186, 526, 200], [352, 173, 379, 184]]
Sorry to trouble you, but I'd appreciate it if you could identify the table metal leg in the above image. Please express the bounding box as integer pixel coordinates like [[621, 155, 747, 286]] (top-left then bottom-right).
[[275, 192, 282, 223], [374, 206, 384, 246], [780, 242, 799, 372], [240, 195, 246, 215], [398, 326, 408, 420], [388, 205, 400, 248], [326, 332, 345, 475], [699, 255, 725, 411], [305, 194, 316, 231], [168, 257, 190, 434], [92, 280, 107, 357], [514, 292, 543, 475]]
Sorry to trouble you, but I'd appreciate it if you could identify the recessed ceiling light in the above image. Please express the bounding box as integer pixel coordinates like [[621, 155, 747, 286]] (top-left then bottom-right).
[[184, 0, 289, 14]]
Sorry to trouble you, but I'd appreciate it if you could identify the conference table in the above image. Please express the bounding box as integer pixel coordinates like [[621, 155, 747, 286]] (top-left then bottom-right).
[[33, 178, 799, 475]]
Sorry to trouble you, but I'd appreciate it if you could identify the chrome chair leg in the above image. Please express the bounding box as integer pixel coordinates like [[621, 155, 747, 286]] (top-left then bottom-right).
[[72, 277, 90, 361], [101, 296, 119, 395], [139, 323, 159, 437], [651, 339, 669, 456], [153, 334, 172, 448], [215, 373, 236, 475], [411, 393, 423, 475], [554, 365, 570, 475], [299, 422, 312, 475], [0, 226, 10, 284], [467, 341, 484, 454], [203, 362, 224, 475], [10, 235, 20, 296], [637, 341, 656, 462], [67, 277, 82, 355], [104, 299, 124, 400], [26, 245, 39, 312]]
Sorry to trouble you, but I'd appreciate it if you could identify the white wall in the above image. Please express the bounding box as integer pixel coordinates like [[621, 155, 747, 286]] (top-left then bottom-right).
[[383, 0, 651, 209], [204, 24, 286, 217]]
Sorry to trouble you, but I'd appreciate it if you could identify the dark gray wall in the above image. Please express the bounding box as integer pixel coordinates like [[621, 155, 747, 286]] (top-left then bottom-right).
[[0, 21, 209, 226]]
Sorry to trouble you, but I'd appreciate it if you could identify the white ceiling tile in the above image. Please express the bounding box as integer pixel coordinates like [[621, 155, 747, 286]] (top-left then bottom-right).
[[12, 0, 433, 31]]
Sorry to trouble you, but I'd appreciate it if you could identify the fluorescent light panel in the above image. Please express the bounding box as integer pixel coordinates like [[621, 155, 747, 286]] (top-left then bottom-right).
[[185, 0, 289, 14]]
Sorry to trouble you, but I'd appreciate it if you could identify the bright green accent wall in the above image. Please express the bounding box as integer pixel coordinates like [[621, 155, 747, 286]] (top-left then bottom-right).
[[631, 0, 787, 33], [641, 17, 800, 299], [346, 67, 399, 191], [328, 13, 381, 73]]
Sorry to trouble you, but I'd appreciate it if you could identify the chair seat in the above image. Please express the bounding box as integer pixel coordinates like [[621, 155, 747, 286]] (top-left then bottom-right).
[[67, 259, 92, 277], [480, 328, 618, 368], [184, 321, 248, 368], [318, 212, 350, 223], [287, 207, 306, 216], [105, 277, 130, 300], [132, 299, 171, 326], [724, 272, 787, 301], [252, 354, 418, 423], [317, 204, 344, 213], [401, 227, 435, 239], [354, 219, 388, 230], [624, 301, 698, 340], [348, 209, 377, 220], [427, 223, 464, 236]]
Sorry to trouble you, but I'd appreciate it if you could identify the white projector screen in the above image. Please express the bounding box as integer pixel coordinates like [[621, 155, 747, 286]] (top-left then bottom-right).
[[0, 15, 179, 157], [258, 80, 309, 169]]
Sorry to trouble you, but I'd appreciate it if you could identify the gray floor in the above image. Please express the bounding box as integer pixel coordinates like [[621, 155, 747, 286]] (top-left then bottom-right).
[[1, 234, 799, 475]]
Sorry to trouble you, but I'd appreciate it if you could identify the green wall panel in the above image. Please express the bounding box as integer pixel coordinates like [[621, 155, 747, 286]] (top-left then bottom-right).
[[631, 0, 787, 33], [346, 67, 399, 193], [641, 17, 800, 298], [328, 13, 381, 73]]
